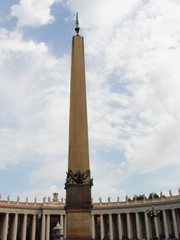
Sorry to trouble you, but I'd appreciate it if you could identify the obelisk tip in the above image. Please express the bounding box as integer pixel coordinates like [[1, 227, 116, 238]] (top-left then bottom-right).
[[75, 12, 80, 35]]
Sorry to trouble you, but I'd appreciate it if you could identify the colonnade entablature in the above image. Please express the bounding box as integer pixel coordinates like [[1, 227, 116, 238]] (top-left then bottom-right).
[[93, 194, 180, 208], [0, 193, 179, 210]]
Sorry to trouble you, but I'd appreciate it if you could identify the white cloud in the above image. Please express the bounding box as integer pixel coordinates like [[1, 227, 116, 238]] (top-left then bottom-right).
[[66, 0, 180, 192], [10, 0, 61, 27], [0, 28, 70, 183], [91, 156, 126, 202], [66, 0, 143, 28], [1, 0, 180, 200]]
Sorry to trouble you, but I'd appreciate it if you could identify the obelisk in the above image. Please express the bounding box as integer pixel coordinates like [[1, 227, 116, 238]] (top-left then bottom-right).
[[64, 14, 93, 240]]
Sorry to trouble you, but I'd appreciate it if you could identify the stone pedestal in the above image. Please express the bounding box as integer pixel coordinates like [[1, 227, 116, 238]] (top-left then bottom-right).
[[65, 185, 93, 240]]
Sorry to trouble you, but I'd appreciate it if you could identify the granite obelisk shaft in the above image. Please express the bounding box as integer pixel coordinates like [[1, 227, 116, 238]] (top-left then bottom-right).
[[68, 35, 90, 175]]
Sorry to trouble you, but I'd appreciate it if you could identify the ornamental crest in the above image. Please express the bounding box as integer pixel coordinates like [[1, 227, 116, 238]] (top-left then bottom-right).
[[65, 169, 93, 187]]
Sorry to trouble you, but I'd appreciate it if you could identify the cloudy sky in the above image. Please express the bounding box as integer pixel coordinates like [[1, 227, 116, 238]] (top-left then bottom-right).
[[0, 0, 180, 202]]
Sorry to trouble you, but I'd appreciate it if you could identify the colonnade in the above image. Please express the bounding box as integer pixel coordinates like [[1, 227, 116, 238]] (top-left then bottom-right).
[[92, 208, 180, 240], [0, 209, 179, 239], [0, 212, 65, 240], [0, 197, 180, 240]]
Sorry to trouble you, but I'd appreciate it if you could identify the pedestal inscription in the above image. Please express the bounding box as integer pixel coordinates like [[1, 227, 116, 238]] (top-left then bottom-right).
[[67, 212, 91, 239]]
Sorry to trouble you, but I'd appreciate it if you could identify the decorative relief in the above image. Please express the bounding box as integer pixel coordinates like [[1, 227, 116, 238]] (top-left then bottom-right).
[[65, 169, 93, 187]]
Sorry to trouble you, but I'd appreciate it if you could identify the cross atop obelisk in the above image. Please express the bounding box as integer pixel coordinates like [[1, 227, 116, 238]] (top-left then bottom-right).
[[75, 12, 80, 35], [64, 14, 93, 240]]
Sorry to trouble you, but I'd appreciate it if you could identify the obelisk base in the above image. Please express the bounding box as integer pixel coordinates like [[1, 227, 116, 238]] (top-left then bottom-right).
[[65, 185, 93, 240]]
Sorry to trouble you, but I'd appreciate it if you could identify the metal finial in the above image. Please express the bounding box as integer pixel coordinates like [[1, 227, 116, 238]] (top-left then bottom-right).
[[75, 12, 80, 35]]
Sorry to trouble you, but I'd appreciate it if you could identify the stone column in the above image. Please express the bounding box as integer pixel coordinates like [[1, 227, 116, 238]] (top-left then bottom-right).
[[154, 216, 160, 238], [60, 214, 64, 236], [21, 214, 27, 240], [60, 214, 64, 229], [100, 214, 105, 240], [163, 210, 169, 239], [64, 214, 67, 238], [135, 212, 141, 239], [118, 214, 123, 240], [172, 209, 179, 238], [127, 213, 132, 239], [2, 213, 9, 240], [145, 212, 150, 239], [41, 214, 46, 240], [46, 214, 50, 240], [109, 214, 113, 240], [31, 214, 36, 240], [176, 209, 180, 235], [12, 213, 18, 240], [91, 215, 95, 239]]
